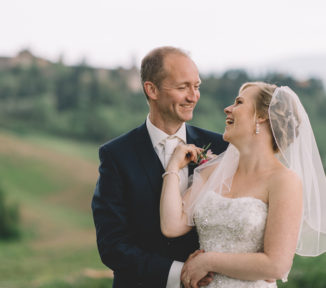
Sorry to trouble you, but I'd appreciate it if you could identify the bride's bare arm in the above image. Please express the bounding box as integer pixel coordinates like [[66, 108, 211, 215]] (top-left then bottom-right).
[[182, 170, 303, 286], [160, 144, 202, 238]]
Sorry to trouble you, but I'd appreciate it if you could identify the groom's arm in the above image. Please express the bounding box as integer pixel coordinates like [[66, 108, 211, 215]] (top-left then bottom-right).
[[92, 146, 173, 287]]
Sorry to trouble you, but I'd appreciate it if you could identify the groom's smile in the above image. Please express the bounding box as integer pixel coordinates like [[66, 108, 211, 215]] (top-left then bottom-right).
[[180, 103, 195, 110]]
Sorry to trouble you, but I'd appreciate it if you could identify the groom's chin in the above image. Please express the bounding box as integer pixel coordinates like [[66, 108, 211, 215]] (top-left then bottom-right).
[[181, 111, 194, 122]]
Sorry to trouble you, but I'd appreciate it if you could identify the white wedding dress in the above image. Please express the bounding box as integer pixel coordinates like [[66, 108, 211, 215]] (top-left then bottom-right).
[[193, 190, 277, 288]]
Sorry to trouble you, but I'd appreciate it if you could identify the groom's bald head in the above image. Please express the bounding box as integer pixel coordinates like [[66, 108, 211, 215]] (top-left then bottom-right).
[[141, 46, 191, 99]]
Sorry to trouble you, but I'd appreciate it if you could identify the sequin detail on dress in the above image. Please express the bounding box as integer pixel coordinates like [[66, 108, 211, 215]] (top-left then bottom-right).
[[193, 190, 277, 288]]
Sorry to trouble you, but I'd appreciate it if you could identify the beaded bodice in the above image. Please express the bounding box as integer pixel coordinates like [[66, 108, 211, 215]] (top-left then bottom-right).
[[193, 190, 277, 287]]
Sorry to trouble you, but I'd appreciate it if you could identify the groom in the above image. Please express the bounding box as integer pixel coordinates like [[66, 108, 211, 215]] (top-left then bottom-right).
[[92, 46, 228, 287]]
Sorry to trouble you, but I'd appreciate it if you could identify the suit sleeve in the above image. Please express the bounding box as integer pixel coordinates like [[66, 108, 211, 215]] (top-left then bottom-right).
[[91, 146, 173, 287]]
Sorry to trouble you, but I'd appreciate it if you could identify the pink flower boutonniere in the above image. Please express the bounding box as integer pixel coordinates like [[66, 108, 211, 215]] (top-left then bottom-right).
[[192, 143, 216, 166]]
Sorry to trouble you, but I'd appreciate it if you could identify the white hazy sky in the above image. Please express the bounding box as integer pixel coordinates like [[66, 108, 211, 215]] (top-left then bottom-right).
[[1, 0, 326, 73]]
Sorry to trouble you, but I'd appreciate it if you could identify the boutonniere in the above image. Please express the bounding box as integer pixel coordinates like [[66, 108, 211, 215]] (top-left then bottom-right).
[[190, 143, 215, 166]]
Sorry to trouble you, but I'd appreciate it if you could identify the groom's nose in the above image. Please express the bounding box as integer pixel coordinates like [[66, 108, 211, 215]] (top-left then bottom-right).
[[186, 86, 200, 102]]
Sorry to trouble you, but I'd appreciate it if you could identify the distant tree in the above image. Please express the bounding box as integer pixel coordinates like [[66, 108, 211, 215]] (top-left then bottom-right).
[[0, 185, 21, 240], [201, 70, 250, 109], [55, 64, 80, 111]]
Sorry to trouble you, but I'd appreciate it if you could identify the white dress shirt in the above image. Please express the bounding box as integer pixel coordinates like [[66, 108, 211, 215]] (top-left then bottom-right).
[[146, 116, 187, 288], [146, 116, 189, 192]]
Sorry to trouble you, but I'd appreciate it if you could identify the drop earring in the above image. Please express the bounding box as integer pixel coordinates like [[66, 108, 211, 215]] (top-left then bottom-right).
[[255, 122, 260, 134]]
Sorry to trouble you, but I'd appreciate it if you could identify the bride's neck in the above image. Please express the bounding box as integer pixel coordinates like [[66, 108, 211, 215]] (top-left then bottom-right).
[[237, 141, 277, 175]]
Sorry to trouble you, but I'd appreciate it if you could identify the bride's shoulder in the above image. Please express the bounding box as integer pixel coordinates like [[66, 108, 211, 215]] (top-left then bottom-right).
[[267, 166, 302, 196]]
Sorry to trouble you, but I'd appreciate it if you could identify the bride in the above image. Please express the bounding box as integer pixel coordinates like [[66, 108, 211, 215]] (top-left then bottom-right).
[[160, 82, 326, 287]]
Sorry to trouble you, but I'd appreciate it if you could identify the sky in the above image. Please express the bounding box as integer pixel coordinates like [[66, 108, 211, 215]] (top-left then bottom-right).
[[1, 0, 326, 74]]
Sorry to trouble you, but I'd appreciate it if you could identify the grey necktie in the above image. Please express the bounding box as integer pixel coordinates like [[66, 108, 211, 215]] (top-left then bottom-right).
[[163, 136, 180, 169]]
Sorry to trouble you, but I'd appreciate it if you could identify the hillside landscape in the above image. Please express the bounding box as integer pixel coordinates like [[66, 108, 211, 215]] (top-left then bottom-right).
[[0, 130, 113, 287]]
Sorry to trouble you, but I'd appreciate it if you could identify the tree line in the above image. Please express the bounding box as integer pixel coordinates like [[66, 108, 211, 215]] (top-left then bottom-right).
[[0, 55, 325, 158]]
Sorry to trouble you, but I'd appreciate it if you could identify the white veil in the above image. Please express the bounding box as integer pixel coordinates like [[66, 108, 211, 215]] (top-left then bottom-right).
[[183, 86, 326, 257]]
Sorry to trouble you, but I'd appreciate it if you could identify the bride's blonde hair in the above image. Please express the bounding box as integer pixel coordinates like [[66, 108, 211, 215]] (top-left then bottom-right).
[[239, 82, 300, 153]]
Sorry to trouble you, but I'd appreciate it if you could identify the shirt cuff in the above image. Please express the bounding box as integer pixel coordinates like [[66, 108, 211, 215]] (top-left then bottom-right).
[[166, 261, 184, 288]]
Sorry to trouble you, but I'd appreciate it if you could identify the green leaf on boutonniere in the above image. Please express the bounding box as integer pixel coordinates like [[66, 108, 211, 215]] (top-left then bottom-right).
[[189, 143, 212, 166]]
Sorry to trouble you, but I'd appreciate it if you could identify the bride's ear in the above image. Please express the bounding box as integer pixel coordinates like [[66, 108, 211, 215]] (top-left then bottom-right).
[[256, 115, 269, 124], [144, 81, 159, 101]]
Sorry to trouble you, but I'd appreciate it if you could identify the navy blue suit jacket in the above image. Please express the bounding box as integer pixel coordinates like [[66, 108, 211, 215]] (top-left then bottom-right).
[[91, 122, 228, 288]]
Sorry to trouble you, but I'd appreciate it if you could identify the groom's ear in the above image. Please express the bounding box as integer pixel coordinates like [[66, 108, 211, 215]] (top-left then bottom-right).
[[144, 81, 159, 101]]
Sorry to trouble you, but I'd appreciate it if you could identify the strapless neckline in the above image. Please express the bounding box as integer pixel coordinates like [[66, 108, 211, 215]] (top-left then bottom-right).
[[214, 193, 268, 207]]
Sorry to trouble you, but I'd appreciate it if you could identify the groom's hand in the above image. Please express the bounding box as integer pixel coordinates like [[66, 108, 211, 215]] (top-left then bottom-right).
[[181, 250, 214, 288]]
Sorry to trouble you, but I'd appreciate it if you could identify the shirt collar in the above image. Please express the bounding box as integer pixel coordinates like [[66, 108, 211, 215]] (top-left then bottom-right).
[[146, 115, 186, 149]]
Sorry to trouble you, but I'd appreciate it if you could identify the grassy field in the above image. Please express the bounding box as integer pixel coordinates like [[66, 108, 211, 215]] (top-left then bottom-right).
[[0, 130, 113, 288], [0, 129, 325, 287]]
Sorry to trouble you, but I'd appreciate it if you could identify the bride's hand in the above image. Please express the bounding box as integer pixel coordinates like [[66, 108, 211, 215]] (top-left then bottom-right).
[[166, 144, 202, 171]]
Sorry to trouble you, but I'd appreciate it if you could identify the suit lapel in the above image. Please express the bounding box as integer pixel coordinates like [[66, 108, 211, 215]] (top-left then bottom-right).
[[134, 123, 165, 193], [186, 125, 201, 176]]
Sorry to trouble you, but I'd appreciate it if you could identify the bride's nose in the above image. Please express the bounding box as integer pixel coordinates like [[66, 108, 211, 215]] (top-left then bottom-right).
[[224, 105, 232, 114]]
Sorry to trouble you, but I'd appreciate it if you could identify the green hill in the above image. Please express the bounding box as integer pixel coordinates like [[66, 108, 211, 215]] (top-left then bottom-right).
[[0, 130, 113, 288]]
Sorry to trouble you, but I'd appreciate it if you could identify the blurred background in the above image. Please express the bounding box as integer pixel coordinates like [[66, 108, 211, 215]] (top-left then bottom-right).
[[0, 0, 325, 287]]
